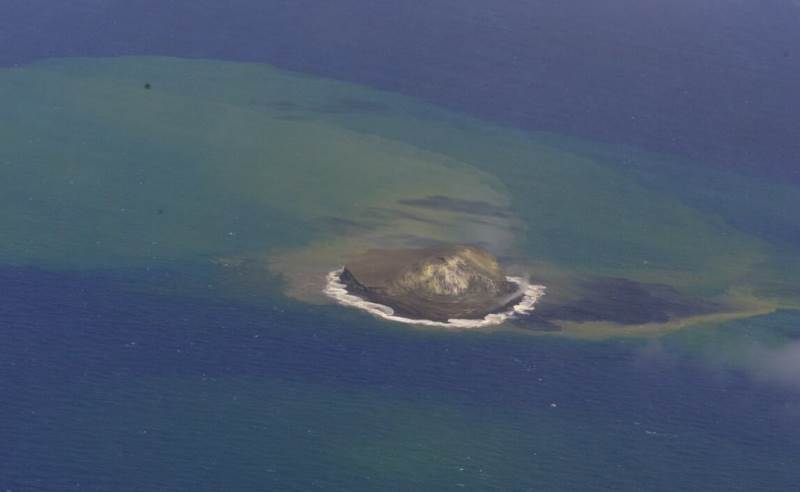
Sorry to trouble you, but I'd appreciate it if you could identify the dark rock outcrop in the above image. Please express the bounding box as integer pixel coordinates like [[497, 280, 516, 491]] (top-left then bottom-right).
[[341, 245, 523, 321]]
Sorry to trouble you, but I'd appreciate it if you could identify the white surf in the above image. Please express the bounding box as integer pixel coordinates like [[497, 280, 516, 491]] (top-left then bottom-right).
[[323, 268, 546, 328]]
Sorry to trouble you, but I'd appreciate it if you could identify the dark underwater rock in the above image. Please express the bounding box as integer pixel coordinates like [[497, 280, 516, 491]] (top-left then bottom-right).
[[513, 276, 723, 331]]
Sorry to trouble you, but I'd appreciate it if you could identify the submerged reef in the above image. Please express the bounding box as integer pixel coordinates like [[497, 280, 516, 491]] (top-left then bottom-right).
[[339, 245, 524, 321]]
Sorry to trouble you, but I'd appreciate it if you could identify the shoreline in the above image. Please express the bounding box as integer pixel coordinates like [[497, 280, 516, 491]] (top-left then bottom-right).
[[323, 268, 546, 328]]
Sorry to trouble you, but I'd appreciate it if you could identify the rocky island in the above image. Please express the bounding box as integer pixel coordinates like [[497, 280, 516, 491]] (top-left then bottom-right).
[[337, 245, 525, 322]]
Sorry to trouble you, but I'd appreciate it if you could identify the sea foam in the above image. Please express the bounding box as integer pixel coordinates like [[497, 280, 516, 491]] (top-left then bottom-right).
[[323, 268, 546, 328]]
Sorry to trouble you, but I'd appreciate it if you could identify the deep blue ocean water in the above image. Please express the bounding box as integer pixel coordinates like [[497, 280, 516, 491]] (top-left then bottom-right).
[[2, 0, 800, 182], [2, 267, 800, 491], [3, 2, 800, 490]]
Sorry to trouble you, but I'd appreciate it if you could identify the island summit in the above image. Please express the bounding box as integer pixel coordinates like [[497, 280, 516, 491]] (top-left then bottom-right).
[[339, 245, 524, 321]]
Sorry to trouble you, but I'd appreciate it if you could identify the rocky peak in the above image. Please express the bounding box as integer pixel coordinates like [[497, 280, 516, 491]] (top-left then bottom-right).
[[341, 244, 522, 321]]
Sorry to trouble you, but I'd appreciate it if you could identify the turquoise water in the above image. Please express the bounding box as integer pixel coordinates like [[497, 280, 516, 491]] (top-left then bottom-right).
[[2, 56, 800, 490]]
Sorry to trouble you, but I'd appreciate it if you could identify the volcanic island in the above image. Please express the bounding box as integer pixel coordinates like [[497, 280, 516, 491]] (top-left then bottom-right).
[[334, 245, 528, 322]]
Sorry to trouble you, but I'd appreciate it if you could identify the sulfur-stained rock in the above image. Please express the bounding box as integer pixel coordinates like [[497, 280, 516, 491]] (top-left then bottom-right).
[[341, 245, 523, 321]]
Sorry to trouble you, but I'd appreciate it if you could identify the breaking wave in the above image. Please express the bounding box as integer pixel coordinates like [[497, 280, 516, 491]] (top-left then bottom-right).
[[323, 268, 546, 328]]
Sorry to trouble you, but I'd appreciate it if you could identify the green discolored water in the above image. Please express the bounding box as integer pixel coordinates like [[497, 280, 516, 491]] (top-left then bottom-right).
[[3, 56, 800, 491], [2, 56, 797, 335]]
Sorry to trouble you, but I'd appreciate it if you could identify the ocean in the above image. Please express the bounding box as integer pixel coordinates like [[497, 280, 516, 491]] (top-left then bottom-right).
[[2, 2, 799, 491], [3, 267, 799, 490]]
